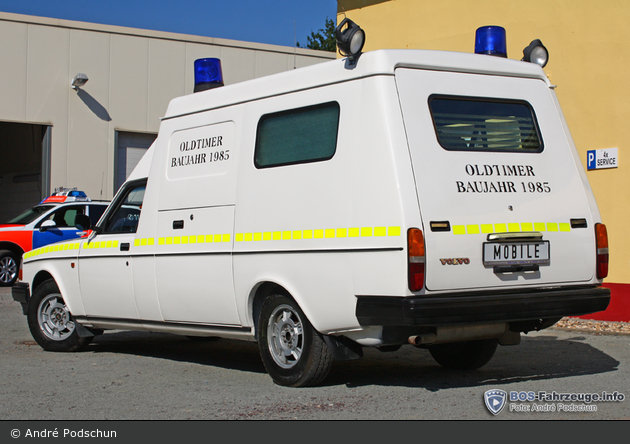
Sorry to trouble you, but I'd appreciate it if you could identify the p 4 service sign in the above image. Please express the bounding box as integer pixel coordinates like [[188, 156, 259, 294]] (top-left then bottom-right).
[[587, 148, 618, 171]]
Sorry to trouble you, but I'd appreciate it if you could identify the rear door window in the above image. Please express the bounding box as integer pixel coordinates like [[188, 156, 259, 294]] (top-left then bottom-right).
[[429, 95, 543, 153]]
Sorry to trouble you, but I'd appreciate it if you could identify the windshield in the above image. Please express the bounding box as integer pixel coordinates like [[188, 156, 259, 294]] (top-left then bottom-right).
[[5, 205, 55, 225]]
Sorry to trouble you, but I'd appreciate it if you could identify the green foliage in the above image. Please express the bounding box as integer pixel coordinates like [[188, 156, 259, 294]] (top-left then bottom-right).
[[297, 18, 336, 52]]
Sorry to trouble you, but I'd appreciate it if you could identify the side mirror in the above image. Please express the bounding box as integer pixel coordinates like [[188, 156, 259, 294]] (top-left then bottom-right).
[[39, 220, 56, 232], [75, 214, 92, 231]]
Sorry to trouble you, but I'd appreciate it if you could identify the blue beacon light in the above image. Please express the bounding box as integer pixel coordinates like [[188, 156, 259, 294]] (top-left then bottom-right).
[[194, 58, 224, 93], [475, 26, 507, 58]]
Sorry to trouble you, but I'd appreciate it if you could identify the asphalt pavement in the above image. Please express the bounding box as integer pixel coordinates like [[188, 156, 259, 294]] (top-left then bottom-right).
[[1, 286, 629, 422]]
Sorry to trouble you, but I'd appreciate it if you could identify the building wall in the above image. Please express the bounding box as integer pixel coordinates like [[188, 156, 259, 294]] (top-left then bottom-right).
[[0, 12, 334, 207], [337, 1, 630, 295]]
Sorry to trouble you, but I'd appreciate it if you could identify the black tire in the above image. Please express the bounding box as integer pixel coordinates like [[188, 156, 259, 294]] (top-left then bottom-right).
[[27, 279, 92, 352], [0, 249, 19, 287], [257, 293, 333, 387], [429, 339, 498, 370]]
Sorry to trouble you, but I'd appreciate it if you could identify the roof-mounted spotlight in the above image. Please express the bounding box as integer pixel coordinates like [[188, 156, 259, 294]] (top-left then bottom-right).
[[522, 39, 549, 68], [474, 26, 507, 58], [335, 18, 365, 62], [71, 73, 88, 90], [194, 58, 224, 93]]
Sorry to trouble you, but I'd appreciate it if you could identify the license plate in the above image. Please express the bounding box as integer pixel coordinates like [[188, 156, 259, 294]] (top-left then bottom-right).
[[483, 241, 550, 266]]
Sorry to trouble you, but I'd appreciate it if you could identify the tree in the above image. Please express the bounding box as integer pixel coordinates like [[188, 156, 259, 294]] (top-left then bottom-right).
[[297, 18, 336, 52]]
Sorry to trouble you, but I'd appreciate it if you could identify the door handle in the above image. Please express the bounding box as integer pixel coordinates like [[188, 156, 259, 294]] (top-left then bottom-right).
[[120, 243, 130, 251]]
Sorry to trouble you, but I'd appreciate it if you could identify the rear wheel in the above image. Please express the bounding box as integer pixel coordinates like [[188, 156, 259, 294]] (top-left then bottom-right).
[[27, 279, 92, 352], [0, 250, 19, 287], [429, 339, 498, 370], [257, 293, 333, 387]]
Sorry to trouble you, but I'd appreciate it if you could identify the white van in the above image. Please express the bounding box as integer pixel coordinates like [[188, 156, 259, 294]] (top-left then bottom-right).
[[13, 25, 610, 387]]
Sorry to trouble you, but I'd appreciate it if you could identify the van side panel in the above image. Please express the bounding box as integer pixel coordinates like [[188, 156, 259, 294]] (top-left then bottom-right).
[[232, 78, 410, 333], [154, 205, 240, 325], [141, 111, 243, 325]]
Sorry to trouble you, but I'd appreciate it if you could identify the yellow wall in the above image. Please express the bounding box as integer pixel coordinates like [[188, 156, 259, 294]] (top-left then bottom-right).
[[338, 0, 630, 283]]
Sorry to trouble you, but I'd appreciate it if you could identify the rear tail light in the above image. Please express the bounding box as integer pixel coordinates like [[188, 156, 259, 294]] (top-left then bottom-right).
[[408, 228, 425, 291], [595, 223, 609, 279]]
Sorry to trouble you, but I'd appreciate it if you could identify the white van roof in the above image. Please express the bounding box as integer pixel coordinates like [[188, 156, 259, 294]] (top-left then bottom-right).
[[163, 49, 552, 120]]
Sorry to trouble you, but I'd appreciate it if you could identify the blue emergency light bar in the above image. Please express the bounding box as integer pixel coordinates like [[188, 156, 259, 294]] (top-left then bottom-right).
[[475, 26, 507, 58], [194, 58, 224, 93]]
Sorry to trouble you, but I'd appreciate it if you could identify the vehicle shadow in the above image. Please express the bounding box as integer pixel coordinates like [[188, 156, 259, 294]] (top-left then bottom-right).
[[89, 331, 267, 375], [327, 333, 620, 390], [86, 330, 619, 390]]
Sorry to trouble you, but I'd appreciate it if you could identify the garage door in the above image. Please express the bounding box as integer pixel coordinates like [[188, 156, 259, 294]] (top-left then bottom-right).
[[115, 131, 156, 193]]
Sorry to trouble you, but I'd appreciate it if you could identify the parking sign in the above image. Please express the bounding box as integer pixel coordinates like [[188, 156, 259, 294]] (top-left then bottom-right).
[[587, 148, 618, 170]]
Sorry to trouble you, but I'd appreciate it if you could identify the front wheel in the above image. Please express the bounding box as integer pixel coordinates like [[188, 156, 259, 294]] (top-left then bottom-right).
[[27, 279, 92, 352], [257, 293, 333, 387], [0, 249, 19, 287], [429, 339, 498, 370]]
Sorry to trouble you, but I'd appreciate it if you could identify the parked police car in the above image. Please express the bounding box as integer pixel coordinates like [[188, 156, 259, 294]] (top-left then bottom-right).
[[0, 188, 107, 286], [12, 24, 610, 387]]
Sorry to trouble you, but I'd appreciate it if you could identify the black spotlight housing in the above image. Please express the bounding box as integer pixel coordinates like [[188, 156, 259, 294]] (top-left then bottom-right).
[[521, 39, 549, 68], [335, 18, 365, 62]]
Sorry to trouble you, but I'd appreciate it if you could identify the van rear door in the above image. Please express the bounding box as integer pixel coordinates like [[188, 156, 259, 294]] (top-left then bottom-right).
[[395, 68, 597, 292]]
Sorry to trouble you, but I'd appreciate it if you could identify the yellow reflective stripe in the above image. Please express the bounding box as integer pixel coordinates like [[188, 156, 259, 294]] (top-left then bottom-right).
[[25, 241, 85, 259], [28, 224, 402, 258], [494, 223, 507, 233], [480, 224, 494, 234], [508, 223, 520, 232], [388, 226, 401, 236], [141, 234, 232, 245], [534, 222, 546, 231], [233, 226, 402, 242], [453, 225, 466, 235], [466, 224, 480, 235], [452, 222, 573, 235]]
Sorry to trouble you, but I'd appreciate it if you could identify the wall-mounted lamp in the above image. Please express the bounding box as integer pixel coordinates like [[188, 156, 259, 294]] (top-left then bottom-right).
[[71, 73, 89, 90]]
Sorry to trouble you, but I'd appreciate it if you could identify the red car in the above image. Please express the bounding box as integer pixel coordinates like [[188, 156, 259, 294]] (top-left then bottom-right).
[[0, 191, 108, 286]]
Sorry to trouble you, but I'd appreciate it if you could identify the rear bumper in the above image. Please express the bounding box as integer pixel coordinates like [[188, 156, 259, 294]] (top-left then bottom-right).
[[356, 285, 611, 327]]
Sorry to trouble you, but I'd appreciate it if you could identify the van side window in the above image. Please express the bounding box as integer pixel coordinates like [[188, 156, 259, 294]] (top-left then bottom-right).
[[429, 95, 543, 153], [101, 181, 146, 234], [254, 101, 340, 168]]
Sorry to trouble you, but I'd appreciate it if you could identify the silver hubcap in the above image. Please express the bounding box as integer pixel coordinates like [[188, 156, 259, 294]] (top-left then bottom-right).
[[267, 304, 304, 369], [38, 293, 75, 341], [0, 255, 17, 284]]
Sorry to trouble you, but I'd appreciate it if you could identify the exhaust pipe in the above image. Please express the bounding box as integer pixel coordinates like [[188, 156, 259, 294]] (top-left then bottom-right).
[[409, 322, 519, 346]]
